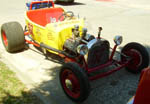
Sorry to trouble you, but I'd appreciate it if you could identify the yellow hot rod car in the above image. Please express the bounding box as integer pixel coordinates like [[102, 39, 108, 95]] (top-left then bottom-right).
[[1, 0, 149, 103]]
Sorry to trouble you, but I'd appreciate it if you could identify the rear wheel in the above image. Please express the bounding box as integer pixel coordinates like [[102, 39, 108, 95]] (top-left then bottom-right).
[[59, 62, 90, 102], [1, 22, 25, 52], [121, 42, 149, 73]]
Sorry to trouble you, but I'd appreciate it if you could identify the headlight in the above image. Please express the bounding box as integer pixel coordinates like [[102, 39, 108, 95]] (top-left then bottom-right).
[[114, 35, 123, 45], [77, 44, 88, 55]]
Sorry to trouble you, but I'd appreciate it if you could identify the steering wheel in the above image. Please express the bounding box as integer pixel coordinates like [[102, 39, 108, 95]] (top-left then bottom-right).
[[58, 11, 74, 21]]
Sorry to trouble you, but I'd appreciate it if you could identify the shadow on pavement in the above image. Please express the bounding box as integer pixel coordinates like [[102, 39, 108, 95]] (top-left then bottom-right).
[[56, 2, 85, 6], [31, 65, 76, 104], [27, 44, 150, 104], [32, 64, 140, 104]]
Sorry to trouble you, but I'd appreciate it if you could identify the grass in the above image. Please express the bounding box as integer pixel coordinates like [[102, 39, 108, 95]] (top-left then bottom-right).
[[0, 61, 43, 104]]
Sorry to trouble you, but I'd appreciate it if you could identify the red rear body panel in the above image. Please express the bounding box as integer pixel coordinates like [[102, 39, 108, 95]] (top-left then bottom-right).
[[133, 67, 150, 104]]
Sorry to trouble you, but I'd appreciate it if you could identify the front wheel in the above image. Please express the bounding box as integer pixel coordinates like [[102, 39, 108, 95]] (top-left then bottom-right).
[[121, 42, 149, 73], [59, 62, 90, 102]]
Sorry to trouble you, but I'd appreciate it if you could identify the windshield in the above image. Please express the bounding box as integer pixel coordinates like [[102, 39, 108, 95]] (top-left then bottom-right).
[[26, 0, 53, 10]]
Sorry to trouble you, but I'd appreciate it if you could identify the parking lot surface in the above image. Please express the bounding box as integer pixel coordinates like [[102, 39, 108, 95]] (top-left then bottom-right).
[[0, 0, 150, 104]]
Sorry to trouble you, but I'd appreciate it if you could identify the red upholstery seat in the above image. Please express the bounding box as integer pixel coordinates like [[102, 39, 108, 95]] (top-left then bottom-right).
[[27, 8, 64, 26]]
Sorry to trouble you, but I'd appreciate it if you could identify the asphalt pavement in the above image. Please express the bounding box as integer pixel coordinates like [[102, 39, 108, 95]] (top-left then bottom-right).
[[0, 0, 150, 104]]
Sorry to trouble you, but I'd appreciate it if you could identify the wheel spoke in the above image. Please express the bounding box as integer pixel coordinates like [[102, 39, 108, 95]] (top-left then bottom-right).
[[61, 69, 81, 98]]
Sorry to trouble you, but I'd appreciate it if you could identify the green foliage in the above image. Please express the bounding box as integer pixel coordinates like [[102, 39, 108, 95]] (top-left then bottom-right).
[[0, 61, 43, 104]]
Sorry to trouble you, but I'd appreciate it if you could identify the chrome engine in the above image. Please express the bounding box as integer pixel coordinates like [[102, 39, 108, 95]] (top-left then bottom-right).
[[63, 25, 110, 68]]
